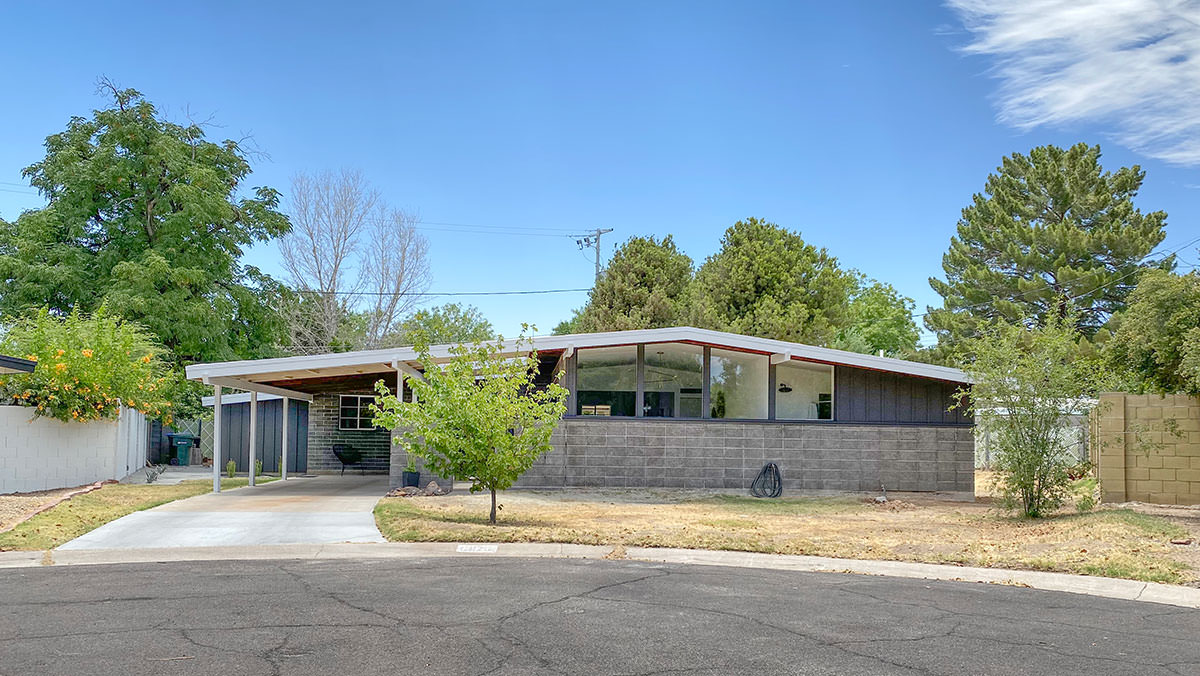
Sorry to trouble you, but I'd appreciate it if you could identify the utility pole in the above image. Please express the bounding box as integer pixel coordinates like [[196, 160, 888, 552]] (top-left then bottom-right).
[[573, 228, 613, 284]]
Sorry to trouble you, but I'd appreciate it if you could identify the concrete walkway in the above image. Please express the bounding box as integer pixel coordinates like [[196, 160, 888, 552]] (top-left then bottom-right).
[[56, 476, 388, 550]]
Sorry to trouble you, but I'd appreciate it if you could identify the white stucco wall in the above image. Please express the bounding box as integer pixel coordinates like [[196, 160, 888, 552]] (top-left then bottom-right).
[[0, 405, 148, 494]]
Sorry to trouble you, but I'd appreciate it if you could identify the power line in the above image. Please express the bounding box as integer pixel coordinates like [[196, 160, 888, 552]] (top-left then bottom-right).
[[913, 234, 1200, 321], [292, 287, 591, 297]]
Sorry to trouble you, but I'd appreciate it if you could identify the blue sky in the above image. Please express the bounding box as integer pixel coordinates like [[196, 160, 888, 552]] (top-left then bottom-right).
[[1, 1, 1197, 342]]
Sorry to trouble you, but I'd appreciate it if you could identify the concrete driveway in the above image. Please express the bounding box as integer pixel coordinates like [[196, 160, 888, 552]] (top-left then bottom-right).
[[57, 476, 389, 550]]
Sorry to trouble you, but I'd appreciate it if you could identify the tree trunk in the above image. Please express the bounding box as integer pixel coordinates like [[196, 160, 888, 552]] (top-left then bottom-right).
[[489, 488, 497, 525]]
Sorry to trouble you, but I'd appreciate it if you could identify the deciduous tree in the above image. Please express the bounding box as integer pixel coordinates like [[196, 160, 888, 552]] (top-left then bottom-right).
[[1105, 269, 1200, 394], [0, 82, 292, 366], [372, 330, 567, 524], [833, 278, 920, 357], [395, 303, 494, 345], [279, 170, 430, 353]]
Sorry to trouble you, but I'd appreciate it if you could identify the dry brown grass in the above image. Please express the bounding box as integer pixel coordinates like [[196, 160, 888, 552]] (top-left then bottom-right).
[[0, 486, 86, 532], [375, 486, 1196, 585]]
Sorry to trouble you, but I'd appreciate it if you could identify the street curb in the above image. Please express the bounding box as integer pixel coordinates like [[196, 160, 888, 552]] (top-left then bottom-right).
[[1, 542, 1196, 608]]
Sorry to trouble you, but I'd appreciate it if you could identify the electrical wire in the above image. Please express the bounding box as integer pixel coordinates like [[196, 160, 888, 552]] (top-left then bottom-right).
[[290, 287, 590, 297]]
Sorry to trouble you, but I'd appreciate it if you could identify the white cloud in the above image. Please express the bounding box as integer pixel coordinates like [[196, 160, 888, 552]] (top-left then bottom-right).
[[947, 0, 1200, 164]]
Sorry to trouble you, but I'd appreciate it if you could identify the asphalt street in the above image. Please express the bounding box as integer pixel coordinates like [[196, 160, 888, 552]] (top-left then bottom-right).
[[0, 557, 1196, 675]]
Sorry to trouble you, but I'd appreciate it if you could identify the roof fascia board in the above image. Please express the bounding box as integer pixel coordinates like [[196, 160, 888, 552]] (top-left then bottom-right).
[[185, 327, 969, 385]]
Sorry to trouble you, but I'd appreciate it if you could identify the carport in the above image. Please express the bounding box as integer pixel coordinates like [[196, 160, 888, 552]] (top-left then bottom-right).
[[184, 349, 433, 493]]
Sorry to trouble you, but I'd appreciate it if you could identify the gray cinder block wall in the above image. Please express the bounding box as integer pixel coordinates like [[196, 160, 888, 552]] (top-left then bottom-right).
[[514, 419, 974, 496], [307, 393, 390, 473], [389, 435, 455, 492]]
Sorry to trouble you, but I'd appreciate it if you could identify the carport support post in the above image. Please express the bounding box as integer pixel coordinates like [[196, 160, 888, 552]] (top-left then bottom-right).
[[212, 385, 222, 493], [248, 390, 258, 487], [281, 396, 289, 481]]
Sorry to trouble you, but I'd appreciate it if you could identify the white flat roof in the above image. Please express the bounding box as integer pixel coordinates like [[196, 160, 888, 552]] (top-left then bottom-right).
[[185, 326, 968, 386]]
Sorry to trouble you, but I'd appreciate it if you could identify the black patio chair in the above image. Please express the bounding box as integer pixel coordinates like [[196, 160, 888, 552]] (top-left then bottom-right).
[[331, 444, 364, 475]]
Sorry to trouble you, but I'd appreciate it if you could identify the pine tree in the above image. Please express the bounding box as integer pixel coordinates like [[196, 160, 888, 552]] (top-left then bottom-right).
[[926, 143, 1169, 355]]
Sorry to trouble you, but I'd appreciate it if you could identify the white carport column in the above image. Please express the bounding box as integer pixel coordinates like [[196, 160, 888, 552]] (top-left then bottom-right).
[[280, 396, 289, 481], [248, 390, 258, 487], [212, 385, 223, 493]]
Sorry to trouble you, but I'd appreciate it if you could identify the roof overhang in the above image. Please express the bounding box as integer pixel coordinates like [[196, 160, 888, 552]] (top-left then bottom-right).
[[184, 326, 970, 389], [0, 354, 36, 375]]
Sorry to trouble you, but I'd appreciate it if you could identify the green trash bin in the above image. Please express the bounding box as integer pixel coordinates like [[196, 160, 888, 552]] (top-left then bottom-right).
[[166, 434, 199, 466]]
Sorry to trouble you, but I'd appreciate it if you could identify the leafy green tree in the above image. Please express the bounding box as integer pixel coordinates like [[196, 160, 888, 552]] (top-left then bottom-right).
[[926, 143, 1169, 354], [395, 303, 494, 345], [566, 235, 694, 333], [552, 308, 585, 336], [1105, 269, 1200, 394], [0, 82, 291, 366], [690, 218, 856, 345], [0, 308, 181, 424], [372, 330, 567, 524], [833, 278, 920, 357], [957, 312, 1101, 517]]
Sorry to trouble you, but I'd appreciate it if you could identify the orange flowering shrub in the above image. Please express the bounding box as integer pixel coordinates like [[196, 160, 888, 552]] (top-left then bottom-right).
[[0, 309, 180, 424]]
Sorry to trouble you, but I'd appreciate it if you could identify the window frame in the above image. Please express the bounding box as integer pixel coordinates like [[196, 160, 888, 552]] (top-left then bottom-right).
[[338, 394, 379, 431], [564, 341, 839, 422]]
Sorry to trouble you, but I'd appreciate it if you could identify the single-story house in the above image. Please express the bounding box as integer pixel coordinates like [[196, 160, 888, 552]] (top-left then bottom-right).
[[0, 354, 36, 374], [185, 327, 974, 496]]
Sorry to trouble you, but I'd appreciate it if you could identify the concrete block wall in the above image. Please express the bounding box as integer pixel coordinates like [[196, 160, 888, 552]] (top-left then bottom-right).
[[307, 393, 391, 473], [1093, 393, 1200, 505], [388, 439, 455, 492], [0, 405, 148, 494], [513, 418, 974, 495]]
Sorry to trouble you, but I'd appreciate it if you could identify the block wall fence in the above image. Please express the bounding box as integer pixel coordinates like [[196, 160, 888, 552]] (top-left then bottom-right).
[[1091, 393, 1200, 505], [0, 405, 148, 493]]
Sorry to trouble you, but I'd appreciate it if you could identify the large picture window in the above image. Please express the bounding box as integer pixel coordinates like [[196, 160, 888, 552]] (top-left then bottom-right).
[[709, 348, 768, 419], [643, 343, 704, 417], [775, 360, 833, 420], [339, 395, 378, 430], [576, 346, 637, 416]]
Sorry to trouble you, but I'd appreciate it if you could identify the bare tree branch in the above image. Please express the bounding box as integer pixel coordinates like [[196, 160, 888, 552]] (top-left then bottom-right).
[[361, 207, 431, 348], [279, 169, 380, 353]]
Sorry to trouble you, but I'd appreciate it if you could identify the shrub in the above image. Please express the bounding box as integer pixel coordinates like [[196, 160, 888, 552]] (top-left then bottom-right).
[[0, 308, 180, 424], [226, 459, 237, 478], [957, 312, 1102, 517]]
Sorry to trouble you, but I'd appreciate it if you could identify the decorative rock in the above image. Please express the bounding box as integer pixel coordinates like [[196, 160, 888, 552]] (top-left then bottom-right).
[[424, 481, 445, 496]]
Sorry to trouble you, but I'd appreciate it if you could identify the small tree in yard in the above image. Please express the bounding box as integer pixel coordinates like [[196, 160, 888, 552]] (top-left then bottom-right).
[[958, 312, 1100, 518], [371, 329, 568, 524]]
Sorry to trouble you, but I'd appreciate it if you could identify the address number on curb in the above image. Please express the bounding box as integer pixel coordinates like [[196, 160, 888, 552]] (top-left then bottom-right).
[[456, 544, 499, 553]]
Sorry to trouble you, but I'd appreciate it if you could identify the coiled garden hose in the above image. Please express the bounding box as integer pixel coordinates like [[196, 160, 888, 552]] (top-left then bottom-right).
[[750, 462, 782, 498]]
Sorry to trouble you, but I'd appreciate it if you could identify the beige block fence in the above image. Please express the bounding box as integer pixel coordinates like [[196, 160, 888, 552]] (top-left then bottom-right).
[[1090, 393, 1200, 505]]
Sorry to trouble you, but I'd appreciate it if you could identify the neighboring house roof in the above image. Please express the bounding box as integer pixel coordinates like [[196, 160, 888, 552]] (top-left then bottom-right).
[[185, 327, 968, 399], [0, 354, 36, 375]]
